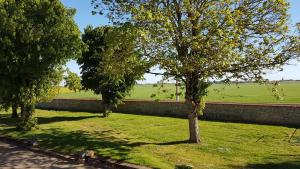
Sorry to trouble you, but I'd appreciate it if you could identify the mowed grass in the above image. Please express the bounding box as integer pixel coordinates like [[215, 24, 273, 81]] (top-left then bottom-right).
[[57, 81, 300, 104], [0, 110, 299, 169]]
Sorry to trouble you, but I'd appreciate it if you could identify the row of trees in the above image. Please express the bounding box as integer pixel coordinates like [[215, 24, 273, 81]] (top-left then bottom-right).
[[0, 0, 143, 129], [1, 0, 299, 143]]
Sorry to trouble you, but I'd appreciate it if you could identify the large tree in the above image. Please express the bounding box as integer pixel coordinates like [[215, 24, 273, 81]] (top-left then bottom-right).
[[92, 0, 300, 143], [0, 0, 83, 130], [78, 25, 146, 117], [0, 66, 64, 119], [64, 69, 82, 92]]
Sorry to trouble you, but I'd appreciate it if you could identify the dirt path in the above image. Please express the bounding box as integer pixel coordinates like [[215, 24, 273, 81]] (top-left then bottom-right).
[[0, 141, 97, 169]]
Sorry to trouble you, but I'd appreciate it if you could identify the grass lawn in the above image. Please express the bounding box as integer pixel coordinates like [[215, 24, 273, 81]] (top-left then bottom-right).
[[0, 110, 299, 169], [57, 81, 300, 104]]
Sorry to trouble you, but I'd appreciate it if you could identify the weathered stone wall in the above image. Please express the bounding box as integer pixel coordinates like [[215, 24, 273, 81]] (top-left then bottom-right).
[[36, 99, 300, 127], [204, 103, 300, 127]]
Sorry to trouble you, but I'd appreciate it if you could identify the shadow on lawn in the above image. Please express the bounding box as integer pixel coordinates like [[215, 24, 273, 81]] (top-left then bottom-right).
[[230, 154, 300, 169], [0, 127, 149, 161], [37, 116, 99, 124], [155, 140, 189, 145], [232, 161, 300, 169], [0, 113, 195, 161], [0, 114, 149, 161], [0, 113, 99, 126], [0, 114, 18, 127], [25, 128, 149, 161]]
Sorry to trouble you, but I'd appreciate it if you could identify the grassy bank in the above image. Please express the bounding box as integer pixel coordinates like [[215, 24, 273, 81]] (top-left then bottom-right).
[[1, 110, 299, 169], [57, 81, 300, 104]]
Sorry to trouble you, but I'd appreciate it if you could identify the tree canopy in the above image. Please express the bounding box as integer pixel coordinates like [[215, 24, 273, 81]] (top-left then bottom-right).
[[78, 25, 146, 116], [0, 0, 84, 130], [64, 69, 82, 92], [92, 0, 300, 143]]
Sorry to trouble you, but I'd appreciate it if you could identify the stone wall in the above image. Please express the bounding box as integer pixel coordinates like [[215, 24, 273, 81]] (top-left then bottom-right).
[[36, 99, 300, 127], [204, 103, 300, 127]]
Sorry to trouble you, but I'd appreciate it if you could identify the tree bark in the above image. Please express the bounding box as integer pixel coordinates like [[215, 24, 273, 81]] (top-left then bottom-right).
[[20, 103, 25, 118], [188, 104, 201, 143], [20, 103, 34, 121], [11, 103, 18, 118], [176, 80, 179, 101], [16, 102, 36, 131], [103, 104, 111, 117], [185, 75, 203, 144], [23, 104, 34, 122]]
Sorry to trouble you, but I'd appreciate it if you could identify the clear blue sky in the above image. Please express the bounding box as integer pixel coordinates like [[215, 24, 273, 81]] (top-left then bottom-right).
[[62, 0, 300, 83]]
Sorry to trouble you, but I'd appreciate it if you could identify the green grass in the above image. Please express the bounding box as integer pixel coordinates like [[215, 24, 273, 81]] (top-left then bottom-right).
[[57, 81, 300, 104], [1, 110, 299, 169]]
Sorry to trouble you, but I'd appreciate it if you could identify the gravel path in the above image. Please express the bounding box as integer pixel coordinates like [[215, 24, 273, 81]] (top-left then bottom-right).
[[0, 141, 97, 169]]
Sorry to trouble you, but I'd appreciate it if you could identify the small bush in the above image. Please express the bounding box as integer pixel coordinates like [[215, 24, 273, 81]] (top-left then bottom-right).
[[175, 164, 194, 169]]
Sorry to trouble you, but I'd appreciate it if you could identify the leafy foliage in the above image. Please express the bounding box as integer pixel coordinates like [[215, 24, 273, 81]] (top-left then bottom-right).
[[64, 69, 82, 92], [92, 0, 299, 98], [0, 0, 84, 130], [78, 25, 146, 113]]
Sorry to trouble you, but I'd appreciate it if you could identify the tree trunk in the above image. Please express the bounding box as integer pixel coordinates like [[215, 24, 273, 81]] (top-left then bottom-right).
[[184, 75, 203, 144], [103, 104, 112, 117], [23, 104, 34, 122], [188, 104, 201, 143], [17, 103, 36, 131], [11, 103, 18, 118], [20, 103, 25, 118], [175, 80, 179, 101]]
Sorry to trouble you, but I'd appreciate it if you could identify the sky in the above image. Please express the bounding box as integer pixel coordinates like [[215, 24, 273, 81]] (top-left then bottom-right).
[[62, 0, 300, 83]]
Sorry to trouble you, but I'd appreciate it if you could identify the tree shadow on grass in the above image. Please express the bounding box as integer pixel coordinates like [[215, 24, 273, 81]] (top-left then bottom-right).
[[155, 140, 190, 145], [1, 112, 150, 161], [0, 114, 18, 127], [0, 114, 100, 126], [22, 128, 149, 161], [231, 161, 300, 169], [230, 155, 300, 169], [1, 113, 188, 145], [37, 116, 99, 124], [1, 112, 203, 162]]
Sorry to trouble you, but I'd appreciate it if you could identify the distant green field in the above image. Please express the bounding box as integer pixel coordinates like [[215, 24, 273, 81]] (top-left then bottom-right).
[[57, 81, 300, 104]]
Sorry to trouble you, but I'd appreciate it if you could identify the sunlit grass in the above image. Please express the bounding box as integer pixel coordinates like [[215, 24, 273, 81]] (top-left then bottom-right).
[[1, 109, 299, 169]]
